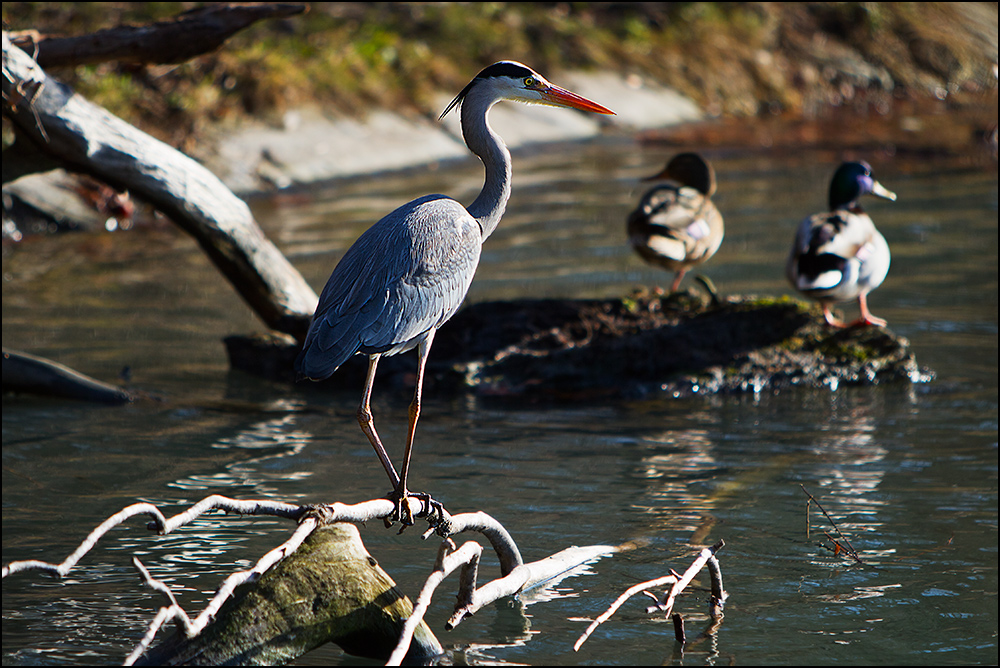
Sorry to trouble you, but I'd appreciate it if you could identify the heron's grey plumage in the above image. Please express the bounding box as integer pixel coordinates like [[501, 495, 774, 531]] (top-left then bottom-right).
[[296, 194, 481, 379], [293, 61, 614, 518]]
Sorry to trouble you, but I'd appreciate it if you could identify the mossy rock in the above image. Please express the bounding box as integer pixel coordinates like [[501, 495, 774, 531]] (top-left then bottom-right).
[[227, 288, 933, 400]]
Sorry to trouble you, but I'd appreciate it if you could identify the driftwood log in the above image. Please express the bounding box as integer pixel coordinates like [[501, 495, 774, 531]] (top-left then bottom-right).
[[1, 347, 133, 404], [136, 523, 443, 666], [2, 30, 317, 341]]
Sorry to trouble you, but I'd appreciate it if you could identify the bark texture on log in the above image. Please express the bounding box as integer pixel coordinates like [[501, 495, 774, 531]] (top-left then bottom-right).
[[2, 32, 318, 340], [137, 523, 442, 666]]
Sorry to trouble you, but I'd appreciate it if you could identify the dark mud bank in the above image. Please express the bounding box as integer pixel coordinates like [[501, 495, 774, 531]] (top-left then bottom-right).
[[227, 289, 933, 402]]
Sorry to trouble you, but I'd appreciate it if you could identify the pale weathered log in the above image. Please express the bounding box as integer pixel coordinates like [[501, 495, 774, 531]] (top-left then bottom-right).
[[8, 4, 307, 68], [2, 32, 318, 340], [136, 523, 443, 666], [2, 347, 133, 404], [446, 544, 618, 630]]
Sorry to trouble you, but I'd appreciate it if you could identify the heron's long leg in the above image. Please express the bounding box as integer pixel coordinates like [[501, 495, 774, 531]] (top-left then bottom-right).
[[357, 353, 401, 488], [397, 332, 434, 498]]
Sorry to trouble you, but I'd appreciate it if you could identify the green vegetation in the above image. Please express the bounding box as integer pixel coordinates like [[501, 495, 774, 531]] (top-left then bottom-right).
[[3, 2, 996, 145]]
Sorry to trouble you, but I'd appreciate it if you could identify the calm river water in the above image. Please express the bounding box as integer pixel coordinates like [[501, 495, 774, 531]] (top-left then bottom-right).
[[2, 135, 997, 666]]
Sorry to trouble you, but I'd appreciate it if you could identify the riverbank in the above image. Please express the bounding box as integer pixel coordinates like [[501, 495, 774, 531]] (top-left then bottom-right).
[[201, 69, 704, 193], [2, 3, 996, 196]]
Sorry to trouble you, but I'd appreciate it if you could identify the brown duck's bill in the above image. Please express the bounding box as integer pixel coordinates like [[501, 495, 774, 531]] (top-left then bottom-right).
[[542, 85, 616, 115], [641, 166, 673, 182]]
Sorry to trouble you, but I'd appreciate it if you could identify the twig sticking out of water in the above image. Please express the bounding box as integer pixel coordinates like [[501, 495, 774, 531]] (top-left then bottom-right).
[[574, 539, 726, 652], [672, 613, 686, 643], [800, 484, 864, 565]]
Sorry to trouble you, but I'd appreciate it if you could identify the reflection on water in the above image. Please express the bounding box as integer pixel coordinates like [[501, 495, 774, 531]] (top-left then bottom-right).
[[2, 141, 997, 666], [631, 427, 724, 539]]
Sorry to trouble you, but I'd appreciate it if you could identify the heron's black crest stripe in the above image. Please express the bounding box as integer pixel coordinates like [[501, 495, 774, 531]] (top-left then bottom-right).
[[440, 61, 536, 119], [475, 61, 534, 80]]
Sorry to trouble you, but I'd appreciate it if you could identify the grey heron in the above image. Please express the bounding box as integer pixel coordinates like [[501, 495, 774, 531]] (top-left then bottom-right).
[[295, 61, 614, 522], [626, 153, 724, 293], [786, 161, 896, 327]]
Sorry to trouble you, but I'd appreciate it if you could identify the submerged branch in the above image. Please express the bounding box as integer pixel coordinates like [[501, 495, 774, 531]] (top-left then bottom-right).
[[574, 539, 726, 652], [2, 347, 134, 404]]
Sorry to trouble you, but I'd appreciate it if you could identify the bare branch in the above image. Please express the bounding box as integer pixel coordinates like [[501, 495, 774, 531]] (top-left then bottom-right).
[[574, 540, 726, 652], [3, 494, 614, 664], [447, 563, 533, 629], [8, 4, 307, 68], [3, 496, 302, 579], [1, 495, 440, 581], [448, 544, 618, 630], [387, 539, 484, 666], [124, 517, 320, 665], [427, 509, 524, 575], [2, 502, 167, 579], [125, 606, 176, 667], [672, 612, 686, 644], [706, 553, 728, 620], [800, 485, 864, 564], [573, 574, 678, 652], [645, 540, 726, 618]]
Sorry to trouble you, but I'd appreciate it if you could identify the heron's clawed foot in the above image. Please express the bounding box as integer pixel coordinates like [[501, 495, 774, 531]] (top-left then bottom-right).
[[383, 489, 444, 531], [383, 487, 413, 528]]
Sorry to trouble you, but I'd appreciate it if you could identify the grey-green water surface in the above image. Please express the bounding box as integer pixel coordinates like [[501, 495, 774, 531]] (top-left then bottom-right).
[[3, 139, 997, 665]]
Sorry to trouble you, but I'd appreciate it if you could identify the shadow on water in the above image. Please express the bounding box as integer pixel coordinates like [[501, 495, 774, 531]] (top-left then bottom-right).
[[2, 134, 997, 665]]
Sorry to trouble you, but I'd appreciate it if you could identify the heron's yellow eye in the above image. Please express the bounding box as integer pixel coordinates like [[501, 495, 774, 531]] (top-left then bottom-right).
[[523, 77, 536, 88]]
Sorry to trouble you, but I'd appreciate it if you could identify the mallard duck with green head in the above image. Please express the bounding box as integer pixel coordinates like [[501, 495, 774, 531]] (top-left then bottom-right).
[[786, 160, 896, 327], [627, 153, 724, 293]]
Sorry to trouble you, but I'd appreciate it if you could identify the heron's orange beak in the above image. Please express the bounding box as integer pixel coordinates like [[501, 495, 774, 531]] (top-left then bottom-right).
[[542, 84, 616, 115]]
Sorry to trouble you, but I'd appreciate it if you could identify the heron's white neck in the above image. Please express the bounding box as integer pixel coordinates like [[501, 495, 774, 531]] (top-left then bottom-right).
[[460, 86, 512, 241]]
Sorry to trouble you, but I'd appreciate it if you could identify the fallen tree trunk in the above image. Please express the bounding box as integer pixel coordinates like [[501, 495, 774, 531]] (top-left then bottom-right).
[[136, 523, 443, 666], [2, 31, 318, 341]]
